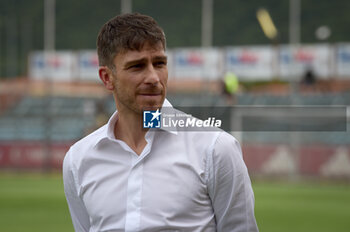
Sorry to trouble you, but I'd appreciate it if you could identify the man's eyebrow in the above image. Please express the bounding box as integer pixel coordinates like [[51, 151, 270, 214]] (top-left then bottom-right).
[[153, 55, 167, 61]]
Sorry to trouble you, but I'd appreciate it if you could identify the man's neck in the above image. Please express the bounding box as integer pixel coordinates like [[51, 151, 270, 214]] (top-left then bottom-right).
[[114, 110, 148, 155]]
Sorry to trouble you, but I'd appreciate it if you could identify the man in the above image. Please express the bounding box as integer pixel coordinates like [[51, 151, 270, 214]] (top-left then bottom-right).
[[63, 13, 258, 232]]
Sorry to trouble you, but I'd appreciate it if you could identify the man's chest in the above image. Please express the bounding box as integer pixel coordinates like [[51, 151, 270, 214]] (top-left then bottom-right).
[[79, 149, 213, 231]]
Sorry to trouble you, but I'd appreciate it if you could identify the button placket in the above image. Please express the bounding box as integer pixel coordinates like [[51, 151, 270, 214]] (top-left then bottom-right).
[[125, 159, 144, 232]]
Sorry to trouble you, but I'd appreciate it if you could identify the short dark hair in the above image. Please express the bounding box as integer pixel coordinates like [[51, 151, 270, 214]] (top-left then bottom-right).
[[97, 13, 166, 67]]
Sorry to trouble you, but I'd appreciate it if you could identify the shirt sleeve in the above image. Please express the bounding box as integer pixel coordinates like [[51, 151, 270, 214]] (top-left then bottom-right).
[[207, 132, 259, 232], [63, 149, 91, 232]]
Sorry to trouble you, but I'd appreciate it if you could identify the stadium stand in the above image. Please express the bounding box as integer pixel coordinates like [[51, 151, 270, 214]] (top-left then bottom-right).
[[1, 92, 349, 144], [0, 96, 96, 142]]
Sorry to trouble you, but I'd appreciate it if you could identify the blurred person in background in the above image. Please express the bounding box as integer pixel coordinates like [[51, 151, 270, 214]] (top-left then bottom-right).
[[300, 66, 317, 91], [221, 71, 239, 105], [63, 13, 258, 232], [302, 67, 316, 85]]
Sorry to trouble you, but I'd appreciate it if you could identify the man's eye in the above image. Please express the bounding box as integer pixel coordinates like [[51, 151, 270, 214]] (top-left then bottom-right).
[[155, 61, 167, 67], [129, 64, 143, 69]]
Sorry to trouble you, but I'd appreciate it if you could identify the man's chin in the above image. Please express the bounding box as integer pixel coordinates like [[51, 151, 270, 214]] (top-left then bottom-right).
[[142, 103, 162, 111], [139, 98, 164, 111]]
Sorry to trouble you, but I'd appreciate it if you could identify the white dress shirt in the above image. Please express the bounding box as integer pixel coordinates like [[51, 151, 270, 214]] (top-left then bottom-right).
[[63, 100, 258, 232]]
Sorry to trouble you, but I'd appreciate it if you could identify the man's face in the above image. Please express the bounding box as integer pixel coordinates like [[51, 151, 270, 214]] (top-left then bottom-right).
[[110, 42, 168, 115]]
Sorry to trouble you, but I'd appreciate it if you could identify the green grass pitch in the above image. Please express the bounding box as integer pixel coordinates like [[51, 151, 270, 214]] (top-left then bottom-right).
[[0, 173, 349, 232]]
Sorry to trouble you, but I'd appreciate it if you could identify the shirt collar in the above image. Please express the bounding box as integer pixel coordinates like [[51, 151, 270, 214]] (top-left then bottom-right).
[[93, 98, 177, 148]]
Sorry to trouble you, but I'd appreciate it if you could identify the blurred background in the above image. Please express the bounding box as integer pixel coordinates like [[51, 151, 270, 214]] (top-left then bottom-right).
[[0, 0, 349, 231]]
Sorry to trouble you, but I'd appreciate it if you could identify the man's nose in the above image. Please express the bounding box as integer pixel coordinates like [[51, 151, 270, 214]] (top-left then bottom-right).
[[144, 65, 160, 85]]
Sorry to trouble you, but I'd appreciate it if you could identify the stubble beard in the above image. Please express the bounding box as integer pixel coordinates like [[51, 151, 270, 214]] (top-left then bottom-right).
[[114, 83, 166, 116]]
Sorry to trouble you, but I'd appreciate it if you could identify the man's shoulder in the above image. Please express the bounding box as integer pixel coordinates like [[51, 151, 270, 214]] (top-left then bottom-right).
[[177, 127, 237, 152], [68, 124, 107, 157], [64, 124, 108, 174], [190, 129, 241, 155], [198, 130, 238, 147]]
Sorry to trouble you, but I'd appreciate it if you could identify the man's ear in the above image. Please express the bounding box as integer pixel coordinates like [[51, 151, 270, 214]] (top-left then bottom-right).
[[99, 66, 115, 91]]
